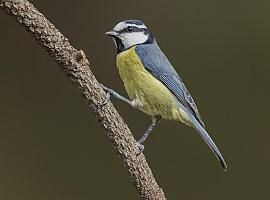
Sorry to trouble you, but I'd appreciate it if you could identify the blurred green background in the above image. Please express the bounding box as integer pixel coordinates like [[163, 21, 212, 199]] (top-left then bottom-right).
[[0, 0, 269, 199]]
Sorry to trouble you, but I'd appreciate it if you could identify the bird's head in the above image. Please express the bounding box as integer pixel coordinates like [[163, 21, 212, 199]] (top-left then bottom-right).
[[105, 19, 155, 53]]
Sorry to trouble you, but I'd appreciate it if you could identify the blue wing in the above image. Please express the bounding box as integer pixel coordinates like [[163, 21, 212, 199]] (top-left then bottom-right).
[[136, 43, 205, 127]]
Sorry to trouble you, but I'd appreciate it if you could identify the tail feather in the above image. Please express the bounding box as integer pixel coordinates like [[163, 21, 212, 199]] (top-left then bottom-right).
[[191, 116, 227, 171]]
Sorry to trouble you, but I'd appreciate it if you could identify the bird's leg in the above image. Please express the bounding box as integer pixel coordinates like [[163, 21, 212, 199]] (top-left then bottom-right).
[[100, 84, 139, 109], [137, 116, 161, 151]]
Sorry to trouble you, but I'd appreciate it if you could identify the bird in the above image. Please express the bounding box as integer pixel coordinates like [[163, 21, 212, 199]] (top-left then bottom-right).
[[103, 19, 227, 170]]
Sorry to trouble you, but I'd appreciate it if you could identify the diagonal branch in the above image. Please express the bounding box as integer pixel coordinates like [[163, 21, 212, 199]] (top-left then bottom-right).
[[0, 0, 166, 199]]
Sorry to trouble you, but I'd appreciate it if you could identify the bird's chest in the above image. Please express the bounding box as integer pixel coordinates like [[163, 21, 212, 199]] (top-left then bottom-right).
[[116, 47, 149, 99], [116, 47, 180, 119]]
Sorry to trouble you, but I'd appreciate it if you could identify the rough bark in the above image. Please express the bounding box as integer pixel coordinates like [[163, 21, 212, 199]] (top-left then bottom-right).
[[0, 0, 166, 199]]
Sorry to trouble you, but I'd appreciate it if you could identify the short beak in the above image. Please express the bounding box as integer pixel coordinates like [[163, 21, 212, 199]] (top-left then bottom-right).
[[105, 30, 119, 37]]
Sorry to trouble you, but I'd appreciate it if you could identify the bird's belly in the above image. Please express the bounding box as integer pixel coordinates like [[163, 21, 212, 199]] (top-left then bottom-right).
[[116, 47, 190, 123]]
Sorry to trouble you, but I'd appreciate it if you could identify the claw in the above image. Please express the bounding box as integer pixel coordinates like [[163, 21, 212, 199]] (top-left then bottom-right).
[[99, 84, 112, 107], [100, 92, 111, 106], [137, 142, 145, 152]]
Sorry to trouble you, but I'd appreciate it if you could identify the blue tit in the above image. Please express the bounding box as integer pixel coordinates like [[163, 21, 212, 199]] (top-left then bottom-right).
[[104, 19, 227, 170]]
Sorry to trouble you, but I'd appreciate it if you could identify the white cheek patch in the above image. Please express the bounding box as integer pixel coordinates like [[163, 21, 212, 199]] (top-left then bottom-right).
[[121, 32, 148, 49]]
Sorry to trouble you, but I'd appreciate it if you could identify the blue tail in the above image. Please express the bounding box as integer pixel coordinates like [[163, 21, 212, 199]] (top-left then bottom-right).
[[191, 116, 227, 170]]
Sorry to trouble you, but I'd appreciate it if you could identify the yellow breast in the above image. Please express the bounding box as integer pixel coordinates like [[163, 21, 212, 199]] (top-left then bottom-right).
[[116, 46, 190, 124]]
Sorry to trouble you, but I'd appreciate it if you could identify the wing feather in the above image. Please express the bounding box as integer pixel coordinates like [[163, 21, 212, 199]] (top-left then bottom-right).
[[136, 43, 205, 127]]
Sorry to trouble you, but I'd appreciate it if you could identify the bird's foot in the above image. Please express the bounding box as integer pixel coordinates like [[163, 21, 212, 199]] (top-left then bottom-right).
[[99, 84, 113, 106], [99, 84, 140, 110], [136, 142, 145, 152]]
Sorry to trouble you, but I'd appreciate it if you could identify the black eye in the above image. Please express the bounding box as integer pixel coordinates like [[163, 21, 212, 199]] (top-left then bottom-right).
[[127, 26, 133, 32]]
